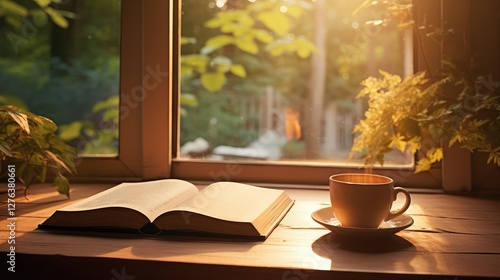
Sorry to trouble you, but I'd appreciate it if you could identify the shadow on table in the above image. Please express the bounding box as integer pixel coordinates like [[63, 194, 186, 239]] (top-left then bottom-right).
[[312, 232, 415, 254], [311, 232, 435, 274]]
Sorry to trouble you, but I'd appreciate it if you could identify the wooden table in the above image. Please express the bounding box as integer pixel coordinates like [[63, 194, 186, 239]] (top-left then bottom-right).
[[1, 184, 500, 279]]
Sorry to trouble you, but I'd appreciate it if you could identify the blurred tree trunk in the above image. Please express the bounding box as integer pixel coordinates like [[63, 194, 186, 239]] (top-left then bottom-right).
[[50, 0, 82, 74], [305, 0, 327, 159]]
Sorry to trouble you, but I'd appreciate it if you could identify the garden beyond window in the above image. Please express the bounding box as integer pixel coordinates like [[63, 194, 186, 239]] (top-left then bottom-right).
[[0, 0, 121, 155], [178, 0, 414, 167]]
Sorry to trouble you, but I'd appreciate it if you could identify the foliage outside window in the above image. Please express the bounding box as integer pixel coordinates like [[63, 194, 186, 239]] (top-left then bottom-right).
[[179, 0, 413, 167], [0, 0, 121, 156]]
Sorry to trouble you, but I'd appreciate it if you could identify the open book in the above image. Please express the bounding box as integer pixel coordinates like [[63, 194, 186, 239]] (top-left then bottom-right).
[[39, 179, 294, 239]]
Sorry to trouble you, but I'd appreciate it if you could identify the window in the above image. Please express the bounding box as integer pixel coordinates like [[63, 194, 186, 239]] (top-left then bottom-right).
[[5, 0, 496, 191], [172, 0, 499, 190], [178, 0, 413, 166], [1, 0, 121, 156], [172, 0, 444, 188]]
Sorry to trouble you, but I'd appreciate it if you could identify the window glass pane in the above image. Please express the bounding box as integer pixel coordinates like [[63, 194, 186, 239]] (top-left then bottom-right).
[[179, 0, 413, 167], [0, 0, 121, 155]]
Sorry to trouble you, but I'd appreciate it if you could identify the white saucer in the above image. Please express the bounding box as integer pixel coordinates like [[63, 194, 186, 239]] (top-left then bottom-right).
[[311, 207, 414, 239]]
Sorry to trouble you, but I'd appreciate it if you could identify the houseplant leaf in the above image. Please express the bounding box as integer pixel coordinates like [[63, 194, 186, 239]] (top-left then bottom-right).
[[54, 173, 70, 198], [0, 140, 12, 157], [8, 111, 30, 133]]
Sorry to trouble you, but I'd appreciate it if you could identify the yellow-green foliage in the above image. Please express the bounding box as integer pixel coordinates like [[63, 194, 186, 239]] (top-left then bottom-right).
[[350, 69, 500, 173], [0, 105, 77, 197], [181, 0, 316, 93], [58, 96, 119, 155], [0, 0, 73, 29]]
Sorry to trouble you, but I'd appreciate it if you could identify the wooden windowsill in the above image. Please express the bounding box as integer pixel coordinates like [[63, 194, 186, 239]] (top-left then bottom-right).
[[1, 183, 499, 279]]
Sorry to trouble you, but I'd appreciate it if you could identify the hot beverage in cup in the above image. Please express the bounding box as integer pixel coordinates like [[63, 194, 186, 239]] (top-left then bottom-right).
[[329, 173, 411, 228]]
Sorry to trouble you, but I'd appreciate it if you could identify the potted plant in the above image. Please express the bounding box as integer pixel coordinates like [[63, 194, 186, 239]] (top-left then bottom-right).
[[0, 105, 77, 198]]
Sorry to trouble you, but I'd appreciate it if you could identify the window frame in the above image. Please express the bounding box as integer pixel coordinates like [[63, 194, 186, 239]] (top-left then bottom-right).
[[75, 0, 173, 182], [170, 0, 443, 189], [74, 0, 498, 192]]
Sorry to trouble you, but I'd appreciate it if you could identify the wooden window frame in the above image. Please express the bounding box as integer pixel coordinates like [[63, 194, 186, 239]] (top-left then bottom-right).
[[72, 0, 499, 192], [75, 0, 173, 182]]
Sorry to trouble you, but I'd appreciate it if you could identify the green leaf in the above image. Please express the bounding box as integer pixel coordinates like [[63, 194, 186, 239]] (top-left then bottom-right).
[[8, 111, 30, 133], [487, 152, 495, 164], [267, 43, 288, 56], [92, 95, 119, 113], [427, 147, 443, 163], [205, 35, 234, 48], [235, 36, 259, 54], [449, 134, 460, 147], [181, 37, 197, 45], [257, 11, 290, 36], [221, 23, 251, 37], [34, 0, 52, 8], [44, 7, 69, 28], [4, 16, 22, 28], [252, 29, 273, 43], [102, 109, 119, 123], [406, 138, 421, 154], [54, 174, 70, 198], [33, 165, 47, 184], [487, 149, 500, 166], [58, 121, 82, 141], [200, 45, 220, 55], [180, 93, 198, 107], [216, 64, 230, 74], [265, 37, 316, 57], [181, 54, 208, 72], [55, 10, 75, 19], [34, 115, 57, 134], [0, 0, 28, 17], [45, 150, 75, 175], [201, 72, 226, 93], [389, 134, 407, 153], [294, 37, 317, 58], [415, 157, 432, 173], [376, 153, 385, 166], [230, 64, 247, 78], [0, 140, 12, 157], [181, 66, 193, 77]]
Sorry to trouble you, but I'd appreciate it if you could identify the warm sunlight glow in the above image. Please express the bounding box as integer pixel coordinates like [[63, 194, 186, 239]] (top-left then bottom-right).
[[395, 203, 448, 273], [280, 6, 288, 13], [216, 0, 227, 9]]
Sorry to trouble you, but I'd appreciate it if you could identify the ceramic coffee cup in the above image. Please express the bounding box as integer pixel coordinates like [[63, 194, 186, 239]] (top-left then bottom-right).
[[329, 173, 411, 228]]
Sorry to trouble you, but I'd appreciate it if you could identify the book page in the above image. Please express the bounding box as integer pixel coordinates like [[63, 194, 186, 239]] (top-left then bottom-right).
[[171, 182, 284, 223], [60, 179, 199, 221]]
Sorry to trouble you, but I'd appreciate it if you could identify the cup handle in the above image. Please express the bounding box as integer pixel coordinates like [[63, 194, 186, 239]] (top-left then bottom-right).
[[385, 187, 411, 221]]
